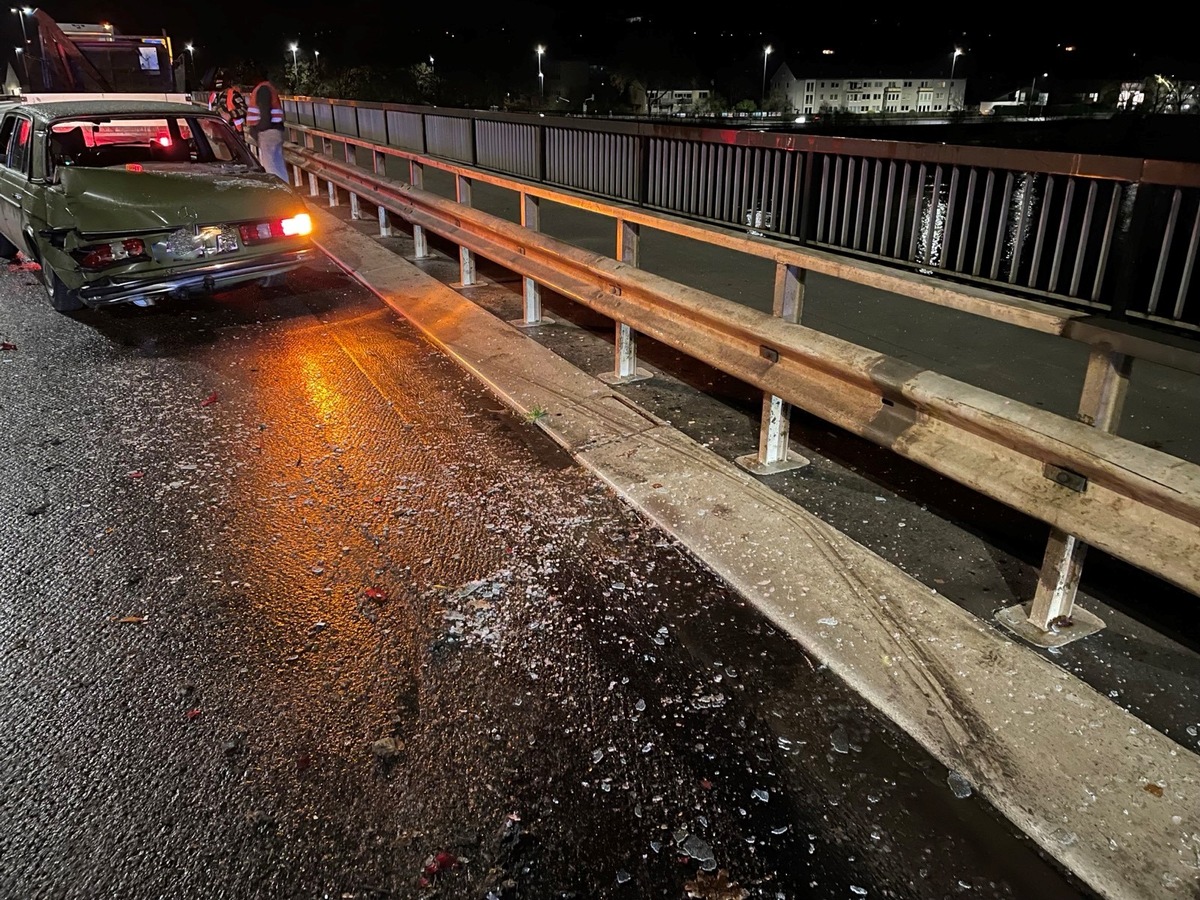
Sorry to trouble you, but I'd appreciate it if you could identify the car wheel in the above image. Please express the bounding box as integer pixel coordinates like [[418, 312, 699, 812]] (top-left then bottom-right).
[[0, 233, 18, 261], [258, 273, 287, 288], [43, 263, 84, 312]]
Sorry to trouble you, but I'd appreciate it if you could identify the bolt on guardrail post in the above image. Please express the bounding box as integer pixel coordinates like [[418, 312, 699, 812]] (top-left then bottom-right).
[[453, 174, 477, 287], [372, 150, 392, 237], [737, 263, 811, 475], [344, 144, 360, 220], [510, 191, 552, 328], [997, 345, 1130, 647], [599, 218, 651, 385], [409, 160, 430, 259]]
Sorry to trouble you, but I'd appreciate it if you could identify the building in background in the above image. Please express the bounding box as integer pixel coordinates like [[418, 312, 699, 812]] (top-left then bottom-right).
[[770, 62, 966, 116]]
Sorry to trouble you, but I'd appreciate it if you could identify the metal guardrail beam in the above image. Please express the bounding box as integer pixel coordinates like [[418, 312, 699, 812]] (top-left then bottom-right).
[[289, 142, 1200, 599]]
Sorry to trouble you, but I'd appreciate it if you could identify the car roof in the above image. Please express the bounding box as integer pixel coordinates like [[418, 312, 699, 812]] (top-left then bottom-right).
[[0, 98, 217, 122]]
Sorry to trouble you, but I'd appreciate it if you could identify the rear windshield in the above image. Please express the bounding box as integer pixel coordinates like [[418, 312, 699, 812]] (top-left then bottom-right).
[[45, 114, 255, 176]]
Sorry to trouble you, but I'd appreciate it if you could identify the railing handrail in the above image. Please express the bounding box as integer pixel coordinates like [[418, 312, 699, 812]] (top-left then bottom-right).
[[286, 94, 1200, 186]]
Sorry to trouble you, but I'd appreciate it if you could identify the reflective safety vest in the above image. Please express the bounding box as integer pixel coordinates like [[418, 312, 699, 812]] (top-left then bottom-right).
[[246, 81, 284, 130], [213, 87, 246, 131]]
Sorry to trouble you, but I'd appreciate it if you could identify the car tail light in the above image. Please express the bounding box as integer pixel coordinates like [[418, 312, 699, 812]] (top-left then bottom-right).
[[239, 213, 313, 245], [75, 238, 147, 270], [281, 213, 312, 236]]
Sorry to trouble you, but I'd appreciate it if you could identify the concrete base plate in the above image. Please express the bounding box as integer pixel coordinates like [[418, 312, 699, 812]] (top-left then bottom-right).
[[995, 602, 1107, 648], [597, 367, 653, 385], [734, 450, 811, 475], [508, 316, 556, 329]]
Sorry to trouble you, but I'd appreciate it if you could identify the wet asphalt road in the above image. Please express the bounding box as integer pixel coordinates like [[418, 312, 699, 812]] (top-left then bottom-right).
[[0, 257, 1096, 899]]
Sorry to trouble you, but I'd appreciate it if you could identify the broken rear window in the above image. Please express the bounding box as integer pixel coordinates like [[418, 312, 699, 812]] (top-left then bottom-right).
[[46, 115, 254, 176]]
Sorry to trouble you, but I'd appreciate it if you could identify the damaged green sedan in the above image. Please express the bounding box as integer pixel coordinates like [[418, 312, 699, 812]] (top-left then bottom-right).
[[0, 98, 314, 312]]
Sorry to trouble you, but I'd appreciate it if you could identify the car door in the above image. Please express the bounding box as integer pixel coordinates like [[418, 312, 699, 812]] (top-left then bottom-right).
[[0, 112, 32, 250]]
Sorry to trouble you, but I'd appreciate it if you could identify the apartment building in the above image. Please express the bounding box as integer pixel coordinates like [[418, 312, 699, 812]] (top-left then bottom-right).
[[771, 62, 966, 115]]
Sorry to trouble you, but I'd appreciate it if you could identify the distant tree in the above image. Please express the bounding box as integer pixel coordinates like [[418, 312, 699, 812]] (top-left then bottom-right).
[[734, 99, 757, 114], [608, 28, 698, 114], [1145, 74, 1200, 114]]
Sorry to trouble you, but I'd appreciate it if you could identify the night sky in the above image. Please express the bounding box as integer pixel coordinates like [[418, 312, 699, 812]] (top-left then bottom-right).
[[16, 2, 1200, 89]]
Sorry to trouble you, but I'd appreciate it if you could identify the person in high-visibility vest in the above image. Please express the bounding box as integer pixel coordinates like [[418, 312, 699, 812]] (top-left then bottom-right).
[[210, 85, 247, 134], [246, 69, 287, 182]]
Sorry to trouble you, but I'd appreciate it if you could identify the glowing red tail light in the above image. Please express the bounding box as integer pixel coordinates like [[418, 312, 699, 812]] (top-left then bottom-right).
[[76, 238, 147, 269]]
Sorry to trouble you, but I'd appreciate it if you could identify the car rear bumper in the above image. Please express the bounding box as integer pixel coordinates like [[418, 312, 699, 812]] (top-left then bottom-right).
[[77, 247, 315, 307]]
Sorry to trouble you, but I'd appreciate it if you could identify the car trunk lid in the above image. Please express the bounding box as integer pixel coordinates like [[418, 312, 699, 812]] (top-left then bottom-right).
[[57, 166, 303, 234]]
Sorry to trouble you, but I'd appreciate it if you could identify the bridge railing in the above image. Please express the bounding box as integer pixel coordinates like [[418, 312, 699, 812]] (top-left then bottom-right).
[[279, 101, 1200, 652], [283, 95, 1200, 335]]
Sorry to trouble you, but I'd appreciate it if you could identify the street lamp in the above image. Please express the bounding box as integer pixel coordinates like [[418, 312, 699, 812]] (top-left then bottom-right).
[[314, 49, 319, 72], [949, 48, 963, 111], [289, 42, 299, 80], [1029, 71, 1048, 116], [762, 44, 772, 109], [536, 45, 544, 98]]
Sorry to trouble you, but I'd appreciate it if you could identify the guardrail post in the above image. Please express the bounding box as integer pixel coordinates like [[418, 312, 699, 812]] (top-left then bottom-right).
[[322, 139, 339, 207], [737, 263, 811, 475], [453, 174, 477, 287], [997, 345, 1130, 647], [344, 143, 360, 219], [372, 150, 392, 237], [599, 218, 652, 385], [409, 160, 430, 259], [303, 132, 319, 196], [510, 191, 552, 328]]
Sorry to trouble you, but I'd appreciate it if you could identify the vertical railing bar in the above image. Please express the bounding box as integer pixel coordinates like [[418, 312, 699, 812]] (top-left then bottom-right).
[[973, 170, 995, 276], [956, 168, 977, 272], [828, 156, 843, 244], [816, 155, 831, 243], [853, 156, 868, 249], [839, 157, 855, 246], [907, 163, 927, 262], [1091, 184, 1124, 303], [867, 159, 882, 253], [1049, 178, 1076, 295], [990, 171, 1015, 281], [894, 162, 912, 258], [1029, 175, 1055, 288], [1173, 200, 1200, 321], [1148, 188, 1182, 316], [880, 160, 896, 256], [940, 166, 961, 271], [1070, 181, 1099, 297]]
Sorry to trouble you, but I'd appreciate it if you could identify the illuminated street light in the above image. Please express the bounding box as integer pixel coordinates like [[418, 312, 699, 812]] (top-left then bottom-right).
[[289, 42, 299, 80], [536, 45, 545, 98], [949, 48, 963, 111], [314, 49, 319, 71], [761, 44, 772, 108], [950, 47, 963, 80]]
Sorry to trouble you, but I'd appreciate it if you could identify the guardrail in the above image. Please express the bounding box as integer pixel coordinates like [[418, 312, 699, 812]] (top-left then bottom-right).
[[283, 95, 1200, 337], [281, 117, 1200, 646]]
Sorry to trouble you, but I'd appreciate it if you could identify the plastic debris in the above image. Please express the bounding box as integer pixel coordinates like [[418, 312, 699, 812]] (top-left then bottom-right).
[[0, 341, 16, 351], [751, 788, 769, 803], [200, 392, 219, 407], [127, 470, 145, 479], [678, 833, 717, 871], [110, 615, 145, 624], [185, 708, 202, 720]]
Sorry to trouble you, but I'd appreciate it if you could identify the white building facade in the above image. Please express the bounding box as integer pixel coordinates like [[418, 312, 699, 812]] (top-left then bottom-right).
[[646, 88, 712, 116], [772, 64, 966, 115]]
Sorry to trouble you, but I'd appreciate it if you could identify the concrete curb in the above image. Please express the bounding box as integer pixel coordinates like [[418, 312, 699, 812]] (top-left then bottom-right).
[[311, 208, 1200, 900]]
